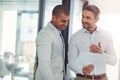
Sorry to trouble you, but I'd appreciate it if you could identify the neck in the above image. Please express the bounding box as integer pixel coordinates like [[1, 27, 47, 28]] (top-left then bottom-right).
[[88, 26, 97, 34], [50, 21, 61, 31]]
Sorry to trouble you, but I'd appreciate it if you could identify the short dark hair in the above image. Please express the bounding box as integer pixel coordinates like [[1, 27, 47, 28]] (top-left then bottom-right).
[[83, 5, 100, 18], [52, 5, 69, 17]]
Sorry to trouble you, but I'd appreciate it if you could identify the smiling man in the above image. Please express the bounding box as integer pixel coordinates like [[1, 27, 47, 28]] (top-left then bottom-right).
[[68, 5, 117, 80], [35, 5, 69, 80]]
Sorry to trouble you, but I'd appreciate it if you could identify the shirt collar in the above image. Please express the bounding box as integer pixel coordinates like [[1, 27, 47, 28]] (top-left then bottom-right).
[[82, 27, 100, 34], [48, 22, 61, 35]]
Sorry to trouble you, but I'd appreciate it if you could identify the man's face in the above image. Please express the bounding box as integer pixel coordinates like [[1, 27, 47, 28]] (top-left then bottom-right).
[[82, 10, 98, 31], [52, 13, 69, 30]]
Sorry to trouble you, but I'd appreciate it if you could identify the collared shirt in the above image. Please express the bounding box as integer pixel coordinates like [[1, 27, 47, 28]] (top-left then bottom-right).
[[57, 28, 65, 59], [49, 22, 61, 36], [68, 28, 117, 75], [49, 22, 65, 59]]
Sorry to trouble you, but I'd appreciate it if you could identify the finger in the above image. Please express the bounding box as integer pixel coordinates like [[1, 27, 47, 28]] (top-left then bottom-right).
[[90, 45, 98, 52], [84, 69, 90, 75], [98, 42, 101, 48]]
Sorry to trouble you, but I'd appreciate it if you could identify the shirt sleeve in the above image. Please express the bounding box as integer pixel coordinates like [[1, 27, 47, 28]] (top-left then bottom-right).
[[36, 32, 54, 80], [103, 35, 117, 65], [68, 36, 84, 74]]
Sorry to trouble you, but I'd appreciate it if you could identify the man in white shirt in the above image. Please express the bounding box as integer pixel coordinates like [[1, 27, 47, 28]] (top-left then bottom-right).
[[68, 5, 117, 80]]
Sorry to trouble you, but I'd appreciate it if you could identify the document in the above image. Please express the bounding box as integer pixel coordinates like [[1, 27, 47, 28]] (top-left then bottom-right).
[[75, 51, 106, 72]]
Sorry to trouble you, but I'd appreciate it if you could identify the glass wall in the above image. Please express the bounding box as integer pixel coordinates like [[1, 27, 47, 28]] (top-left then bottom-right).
[[43, 0, 62, 27], [0, 1, 39, 80], [0, 0, 63, 80], [15, 11, 38, 80], [69, 0, 83, 38]]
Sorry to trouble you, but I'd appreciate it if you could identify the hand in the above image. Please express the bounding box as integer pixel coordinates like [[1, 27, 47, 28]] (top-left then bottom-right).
[[89, 42, 103, 54], [82, 64, 94, 75]]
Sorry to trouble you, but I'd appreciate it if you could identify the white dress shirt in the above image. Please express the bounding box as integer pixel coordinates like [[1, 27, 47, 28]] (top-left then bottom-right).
[[68, 28, 117, 75]]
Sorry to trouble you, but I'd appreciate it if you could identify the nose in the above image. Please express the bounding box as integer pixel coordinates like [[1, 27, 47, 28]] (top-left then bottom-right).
[[82, 17, 87, 23], [64, 21, 68, 26]]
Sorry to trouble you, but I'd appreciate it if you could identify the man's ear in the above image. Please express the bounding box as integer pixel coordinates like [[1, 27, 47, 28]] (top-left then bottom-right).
[[52, 15, 56, 21], [95, 16, 99, 23]]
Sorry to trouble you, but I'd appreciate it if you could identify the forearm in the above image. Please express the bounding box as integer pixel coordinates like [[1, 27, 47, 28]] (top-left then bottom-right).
[[103, 52, 117, 65], [69, 61, 84, 74]]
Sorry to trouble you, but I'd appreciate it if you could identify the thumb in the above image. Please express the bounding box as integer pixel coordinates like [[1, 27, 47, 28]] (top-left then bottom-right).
[[98, 42, 101, 48]]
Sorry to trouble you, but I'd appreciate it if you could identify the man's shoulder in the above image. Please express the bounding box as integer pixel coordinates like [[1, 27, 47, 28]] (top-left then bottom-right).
[[71, 29, 83, 37], [98, 28, 111, 35]]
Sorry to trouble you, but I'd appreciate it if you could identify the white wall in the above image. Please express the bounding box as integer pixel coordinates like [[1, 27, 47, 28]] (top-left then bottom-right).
[[89, 0, 120, 14]]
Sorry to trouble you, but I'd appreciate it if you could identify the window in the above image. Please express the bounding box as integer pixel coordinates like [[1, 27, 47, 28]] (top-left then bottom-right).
[[43, 0, 62, 26]]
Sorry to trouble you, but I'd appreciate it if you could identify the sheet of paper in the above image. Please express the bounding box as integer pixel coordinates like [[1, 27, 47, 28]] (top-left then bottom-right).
[[75, 51, 105, 67]]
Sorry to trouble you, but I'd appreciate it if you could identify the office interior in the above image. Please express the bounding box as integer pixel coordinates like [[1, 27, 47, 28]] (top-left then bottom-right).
[[0, 0, 120, 80]]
